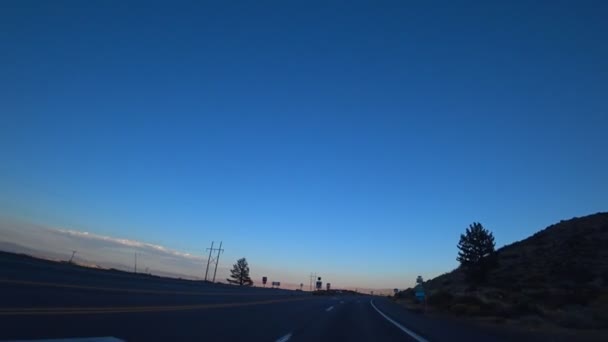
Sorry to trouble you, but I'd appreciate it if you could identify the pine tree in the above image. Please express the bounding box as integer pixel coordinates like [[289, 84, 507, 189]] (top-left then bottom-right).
[[226, 257, 253, 286], [457, 222, 496, 283]]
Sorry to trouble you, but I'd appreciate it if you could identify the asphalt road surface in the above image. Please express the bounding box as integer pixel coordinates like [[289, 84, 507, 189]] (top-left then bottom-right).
[[0, 252, 600, 342]]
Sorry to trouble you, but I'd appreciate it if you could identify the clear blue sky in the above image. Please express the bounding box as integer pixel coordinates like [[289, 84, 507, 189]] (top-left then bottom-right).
[[1, 1, 607, 288]]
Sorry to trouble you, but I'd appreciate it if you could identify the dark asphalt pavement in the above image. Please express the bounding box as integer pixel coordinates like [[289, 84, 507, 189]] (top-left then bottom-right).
[[0, 280, 415, 341], [0, 252, 418, 342], [1, 252, 603, 342]]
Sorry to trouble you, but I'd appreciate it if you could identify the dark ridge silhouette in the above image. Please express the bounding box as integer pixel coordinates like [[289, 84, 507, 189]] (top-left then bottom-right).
[[398, 212, 608, 330]]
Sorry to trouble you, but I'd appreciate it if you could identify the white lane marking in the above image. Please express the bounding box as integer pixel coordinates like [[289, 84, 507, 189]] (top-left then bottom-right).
[[370, 300, 429, 342], [325, 305, 334, 312], [340, 301, 345, 304], [275, 332, 292, 342]]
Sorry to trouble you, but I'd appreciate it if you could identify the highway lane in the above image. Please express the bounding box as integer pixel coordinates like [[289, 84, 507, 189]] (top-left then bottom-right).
[[0, 272, 421, 342], [1, 278, 597, 342], [0, 289, 330, 341], [289, 298, 419, 342], [3, 253, 602, 342], [0, 278, 412, 342], [6, 279, 602, 342], [0, 253, 418, 342]]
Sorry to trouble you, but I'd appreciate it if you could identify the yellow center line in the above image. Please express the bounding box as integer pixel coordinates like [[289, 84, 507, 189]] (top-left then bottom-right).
[[0, 279, 281, 296], [0, 297, 311, 316]]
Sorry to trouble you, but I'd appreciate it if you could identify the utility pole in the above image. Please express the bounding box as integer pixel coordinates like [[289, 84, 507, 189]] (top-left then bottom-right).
[[309, 273, 313, 291], [204, 241, 214, 281], [69, 251, 77, 263], [134, 252, 137, 273], [212, 241, 224, 282], [309, 272, 317, 291], [204, 241, 225, 282]]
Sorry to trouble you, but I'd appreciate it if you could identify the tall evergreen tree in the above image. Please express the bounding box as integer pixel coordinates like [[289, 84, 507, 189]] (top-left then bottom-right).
[[227, 257, 253, 286], [457, 222, 496, 283]]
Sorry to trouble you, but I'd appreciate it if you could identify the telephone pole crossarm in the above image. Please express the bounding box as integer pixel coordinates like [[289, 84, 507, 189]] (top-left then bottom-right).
[[204, 241, 225, 282]]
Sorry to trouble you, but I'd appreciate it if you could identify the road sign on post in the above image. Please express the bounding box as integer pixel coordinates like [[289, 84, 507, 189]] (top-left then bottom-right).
[[415, 285, 425, 301], [415, 284, 427, 312], [326, 283, 331, 291], [415, 291, 425, 299], [394, 288, 399, 295], [262, 276, 267, 287], [316, 277, 322, 290]]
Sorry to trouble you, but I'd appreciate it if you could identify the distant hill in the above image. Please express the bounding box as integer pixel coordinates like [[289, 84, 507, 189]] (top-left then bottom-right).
[[399, 213, 608, 330], [0, 241, 205, 280], [0, 241, 69, 262]]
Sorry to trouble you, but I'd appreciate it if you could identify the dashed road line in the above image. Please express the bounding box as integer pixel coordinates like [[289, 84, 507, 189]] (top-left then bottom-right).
[[325, 305, 334, 312]]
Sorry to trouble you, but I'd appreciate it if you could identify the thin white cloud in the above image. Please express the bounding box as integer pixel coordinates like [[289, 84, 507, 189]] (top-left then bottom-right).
[[52, 228, 204, 261]]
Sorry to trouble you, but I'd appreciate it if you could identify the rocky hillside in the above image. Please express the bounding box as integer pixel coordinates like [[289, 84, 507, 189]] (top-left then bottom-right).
[[399, 213, 608, 329]]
